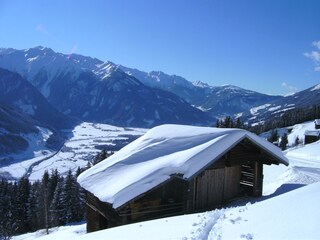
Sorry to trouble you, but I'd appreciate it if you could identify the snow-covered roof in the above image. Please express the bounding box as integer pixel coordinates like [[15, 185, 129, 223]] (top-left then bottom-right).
[[314, 119, 320, 125], [304, 130, 320, 137], [77, 124, 288, 209]]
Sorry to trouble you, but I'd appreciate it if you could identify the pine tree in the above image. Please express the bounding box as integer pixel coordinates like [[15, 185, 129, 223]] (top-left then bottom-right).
[[268, 129, 279, 143], [59, 170, 83, 224], [40, 170, 50, 234], [93, 149, 108, 165], [223, 116, 233, 128], [27, 181, 41, 232], [48, 169, 59, 202], [15, 177, 30, 233], [49, 176, 64, 227], [215, 119, 220, 128], [235, 117, 242, 128], [0, 180, 17, 239], [279, 133, 288, 150]]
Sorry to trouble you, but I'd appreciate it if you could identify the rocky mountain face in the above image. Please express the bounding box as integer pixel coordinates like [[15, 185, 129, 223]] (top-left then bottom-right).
[[0, 103, 39, 155], [0, 67, 75, 156], [0, 67, 76, 130], [0, 47, 212, 127], [119, 66, 282, 118]]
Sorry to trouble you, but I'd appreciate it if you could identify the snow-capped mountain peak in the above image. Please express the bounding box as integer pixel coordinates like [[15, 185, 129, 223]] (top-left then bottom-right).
[[310, 83, 320, 91], [192, 80, 213, 88], [0, 47, 212, 127]]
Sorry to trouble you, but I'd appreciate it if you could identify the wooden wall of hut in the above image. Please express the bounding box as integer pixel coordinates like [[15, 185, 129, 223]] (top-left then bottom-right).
[[86, 192, 122, 232], [305, 135, 320, 144], [191, 166, 241, 211], [118, 178, 189, 223], [85, 139, 269, 232]]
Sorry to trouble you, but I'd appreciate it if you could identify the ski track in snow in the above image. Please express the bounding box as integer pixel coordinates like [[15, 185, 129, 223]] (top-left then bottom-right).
[[188, 210, 225, 240]]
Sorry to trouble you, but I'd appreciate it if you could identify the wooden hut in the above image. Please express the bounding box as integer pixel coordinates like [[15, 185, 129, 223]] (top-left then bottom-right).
[[304, 130, 320, 144], [78, 125, 288, 232], [315, 119, 320, 129]]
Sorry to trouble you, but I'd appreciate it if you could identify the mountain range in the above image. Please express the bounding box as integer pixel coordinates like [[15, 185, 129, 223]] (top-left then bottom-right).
[[0, 47, 212, 127], [244, 84, 320, 125], [0, 46, 319, 131], [119, 66, 283, 118], [0, 45, 319, 165]]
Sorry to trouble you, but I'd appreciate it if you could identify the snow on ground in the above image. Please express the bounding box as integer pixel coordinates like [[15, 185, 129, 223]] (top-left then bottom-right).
[[260, 120, 317, 146], [12, 222, 87, 240], [250, 104, 271, 115], [0, 122, 146, 180], [14, 135, 320, 240], [28, 123, 146, 180], [0, 127, 54, 179], [286, 120, 318, 145], [213, 182, 320, 240], [74, 142, 320, 240], [11, 121, 320, 239]]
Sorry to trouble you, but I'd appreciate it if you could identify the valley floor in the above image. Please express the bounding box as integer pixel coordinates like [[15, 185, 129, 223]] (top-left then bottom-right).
[[13, 139, 320, 240], [0, 122, 146, 180]]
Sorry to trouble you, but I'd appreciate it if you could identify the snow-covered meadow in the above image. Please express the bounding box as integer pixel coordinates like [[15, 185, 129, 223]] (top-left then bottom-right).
[[0, 122, 146, 180], [12, 121, 320, 240]]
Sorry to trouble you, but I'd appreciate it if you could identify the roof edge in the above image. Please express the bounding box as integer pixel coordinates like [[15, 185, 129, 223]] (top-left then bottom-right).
[[244, 134, 289, 166], [186, 134, 248, 180]]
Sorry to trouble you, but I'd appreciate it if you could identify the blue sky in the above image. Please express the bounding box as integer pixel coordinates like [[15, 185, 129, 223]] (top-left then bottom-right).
[[0, 0, 319, 95]]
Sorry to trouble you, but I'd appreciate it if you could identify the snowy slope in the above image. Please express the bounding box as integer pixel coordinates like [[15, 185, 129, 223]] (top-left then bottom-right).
[[11, 121, 320, 239], [13, 130, 320, 240], [27, 122, 146, 180], [0, 125, 53, 180], [260, 120, 317, 146], [245, 84, 320, 125], [0, 122, 146, 180]]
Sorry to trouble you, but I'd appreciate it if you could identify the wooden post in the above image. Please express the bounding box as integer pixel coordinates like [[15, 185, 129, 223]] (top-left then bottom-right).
[[253, 161, 263, 197]]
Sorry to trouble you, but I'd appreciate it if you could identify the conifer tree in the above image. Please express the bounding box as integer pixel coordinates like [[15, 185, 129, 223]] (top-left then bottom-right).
[[41, 170, 50, 234], [15, 177, 30, 233], [0, 180, 17, 239], [279, 133, 288, 150], [235, 117, 242, 128], [27, 181, 41, 231], [59, 170, 82, 224], [49, 176, 64, 227], [223, 116, 233, 128], [93, 148, 108, 165], [268, 129, 279, 143]]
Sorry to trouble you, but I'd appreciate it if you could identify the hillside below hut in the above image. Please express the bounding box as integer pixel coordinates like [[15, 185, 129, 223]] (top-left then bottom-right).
[[78, 124, 288, 232]]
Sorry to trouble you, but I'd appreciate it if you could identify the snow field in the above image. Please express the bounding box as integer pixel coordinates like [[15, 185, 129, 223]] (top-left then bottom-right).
[[0, 122, 146, 180], [11, 121, 320, 239]]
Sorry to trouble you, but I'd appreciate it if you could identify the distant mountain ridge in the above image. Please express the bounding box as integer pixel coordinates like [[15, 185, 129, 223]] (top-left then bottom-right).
[[119, 65, 282, 118], [0, 47, 212, 127], [245, 83, 320, 125], [0, 46, 319, 128]]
